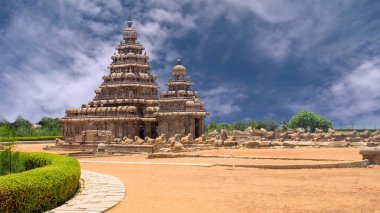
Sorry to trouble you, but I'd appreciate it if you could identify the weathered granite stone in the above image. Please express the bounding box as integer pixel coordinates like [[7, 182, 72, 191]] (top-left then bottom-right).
[[259, 141, 272, 147], [282, 141, 298, 148], [360, 130, 370, 138], [328, 141, 349, 148], [194, 134, 206, 144], [155, 134, 167, 144], [359, 147, 380, 165], [145, 137, 156, 144], [244, 141, 260, 148], [134, 136, 145, 145], [55, 138, 64, 146], [224, 141, 238, 146]]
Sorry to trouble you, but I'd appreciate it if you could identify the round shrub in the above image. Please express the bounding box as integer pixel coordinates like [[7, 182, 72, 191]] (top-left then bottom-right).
[[0, 152, 80, 212], [288, 111, 332, 132]]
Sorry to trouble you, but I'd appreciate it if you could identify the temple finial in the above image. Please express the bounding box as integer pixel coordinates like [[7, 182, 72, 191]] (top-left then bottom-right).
[[176, 58, 182, 65], [127, 15, 133, 27]]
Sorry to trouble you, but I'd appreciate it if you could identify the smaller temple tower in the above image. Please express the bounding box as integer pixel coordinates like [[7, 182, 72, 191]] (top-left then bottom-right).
[[156, 59, 208, 139]]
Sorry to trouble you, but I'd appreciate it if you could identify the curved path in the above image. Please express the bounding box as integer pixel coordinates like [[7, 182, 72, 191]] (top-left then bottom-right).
[[49, 170, 125, 213]]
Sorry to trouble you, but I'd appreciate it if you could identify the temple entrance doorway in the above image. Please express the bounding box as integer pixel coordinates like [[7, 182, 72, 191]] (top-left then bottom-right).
[[194, 118, 200, 139], [151, 123, 158, 138], [139, 125, 145, 139]]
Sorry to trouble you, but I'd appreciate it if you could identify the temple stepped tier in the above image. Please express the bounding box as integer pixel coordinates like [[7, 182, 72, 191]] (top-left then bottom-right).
[[156, 59, 209, 139], [62, 18, 208, 144]]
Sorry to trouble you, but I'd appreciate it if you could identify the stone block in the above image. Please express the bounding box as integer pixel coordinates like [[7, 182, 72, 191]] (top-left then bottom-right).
[[350, 142, 367, 147], [282, 141, 297, 148], [258, 141, 272, 147], [244, 141, 260, 148], [224, 141, 238, 147], [297, 141, 315, 147], [271, 141, 282, 146], [328, 141, 349, 148], [367, 142, 380, 147]]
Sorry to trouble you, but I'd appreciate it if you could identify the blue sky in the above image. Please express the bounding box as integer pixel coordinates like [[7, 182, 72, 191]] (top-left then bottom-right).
[[1, 0, 380, 124]]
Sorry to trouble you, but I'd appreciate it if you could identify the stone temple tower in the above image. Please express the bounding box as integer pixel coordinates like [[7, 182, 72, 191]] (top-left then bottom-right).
[[62, 18, 208, 143], [156, 59, 208, 139], [62, 18, 159, 142]]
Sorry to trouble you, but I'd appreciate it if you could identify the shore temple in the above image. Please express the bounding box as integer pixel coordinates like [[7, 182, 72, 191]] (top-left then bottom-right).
[[62, 19, 208, 142]]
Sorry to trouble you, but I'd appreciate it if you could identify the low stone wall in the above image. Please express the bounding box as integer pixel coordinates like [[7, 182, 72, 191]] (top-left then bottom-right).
[[147, 153, 369, 169]]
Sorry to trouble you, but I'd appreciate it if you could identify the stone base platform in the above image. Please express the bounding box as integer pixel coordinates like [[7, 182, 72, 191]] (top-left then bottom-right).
[[45, 144, 156, 154]]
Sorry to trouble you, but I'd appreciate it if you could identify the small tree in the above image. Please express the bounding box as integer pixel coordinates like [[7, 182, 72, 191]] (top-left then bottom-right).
[[288, 111, 332, 132], [0, 124, 21, 175], [280, 119, 288, 132]]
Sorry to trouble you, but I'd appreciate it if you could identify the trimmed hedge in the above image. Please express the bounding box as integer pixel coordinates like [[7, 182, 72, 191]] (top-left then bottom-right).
[[0, 136, 63, 142], [0, 152, 80, 212]]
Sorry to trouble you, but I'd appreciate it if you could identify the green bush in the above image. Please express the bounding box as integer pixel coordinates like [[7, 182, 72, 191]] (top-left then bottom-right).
[[0, 152, 81, 212], [0, 136, 63, 142], [0, 116, 63, 138], [288, 111, 332, 132]]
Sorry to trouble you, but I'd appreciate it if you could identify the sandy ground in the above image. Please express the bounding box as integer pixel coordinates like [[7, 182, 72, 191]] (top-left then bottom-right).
[[17, 144, 380, 213]]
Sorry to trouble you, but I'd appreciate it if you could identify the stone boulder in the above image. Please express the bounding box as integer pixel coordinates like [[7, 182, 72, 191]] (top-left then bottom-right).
[[220, 129, 228, 141], [323, 132, 334, 140], [156, 134, 167, 144], [97, 143, 106, 150], [181, 133, 193, 144], [315, 128, 323, 133], [301, 132, 312, 141], [258, 141, 272, 147], [328, 128, 335, 133], [328, 141, 349, 148], [244, 141, 260, 148], [372, 130, 380, 136], [298, 141, 315, 147], [264, 131, 275, 140], [194, 135, 206, 144], [359, 147, 380, 164], [371, 134, 380, 142], [277, 132, 289, 140], [134, 136, 145, 145], [311, 133, 323, 141], [360, 130, 370, 138], [345, 131, 357, 138], [271, 141, 282, 146], [282, 141, 298, 148], [332, 133, 345, 141], [207, 130, 219, 139], [145, 137, 156, 144], [55, 138, 64, 146], [367, 142, 380, 147], [214, 139, 224, 147], [122, 137, 133, 145], [224, 141, 238, 147], [172, 142, 184, 152]]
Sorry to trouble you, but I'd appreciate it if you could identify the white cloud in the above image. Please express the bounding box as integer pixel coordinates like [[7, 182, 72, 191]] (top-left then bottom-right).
[[286, 57, 380, 121], [223, 0, 303, 23], [202, 86, 246, 118], [1, 0, 378, 123], [0, 1, 118, 122]]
